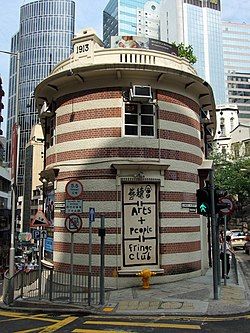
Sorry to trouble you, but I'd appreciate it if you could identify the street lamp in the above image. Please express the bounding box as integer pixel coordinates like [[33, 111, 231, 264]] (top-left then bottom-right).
[[0, 50, 20, 278]]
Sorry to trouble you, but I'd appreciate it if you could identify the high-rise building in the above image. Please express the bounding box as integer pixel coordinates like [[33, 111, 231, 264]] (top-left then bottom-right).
[[103, 0, 226, 105], [103, 0, 161, 48], [222, 21, 250, 124], [6, 0, 75, 196], [160, 0, 226, 105]]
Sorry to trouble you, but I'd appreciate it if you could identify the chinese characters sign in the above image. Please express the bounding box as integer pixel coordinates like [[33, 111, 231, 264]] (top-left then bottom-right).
[[122, 183, 158, 267], [65, 200, 83, 214]]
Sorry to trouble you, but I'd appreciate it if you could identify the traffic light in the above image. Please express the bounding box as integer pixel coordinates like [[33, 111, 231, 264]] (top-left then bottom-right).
[[196, 187, 210, 216], [214, 189, 229, 214]]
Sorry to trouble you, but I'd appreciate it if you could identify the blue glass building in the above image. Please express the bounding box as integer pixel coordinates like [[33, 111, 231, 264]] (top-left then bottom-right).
[[6, 0, 75, 196], [181, 0, 226, 105], [103, 0, 161, 47], [103, 0, 226, 105]]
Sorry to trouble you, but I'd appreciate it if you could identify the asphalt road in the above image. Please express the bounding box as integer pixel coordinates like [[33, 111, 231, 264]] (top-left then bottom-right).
[[0, 311, 250, 332], [0, 249, 249, 332]]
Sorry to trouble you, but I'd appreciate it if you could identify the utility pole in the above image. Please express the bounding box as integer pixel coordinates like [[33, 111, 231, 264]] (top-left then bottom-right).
[[209, 166, 219, 300]]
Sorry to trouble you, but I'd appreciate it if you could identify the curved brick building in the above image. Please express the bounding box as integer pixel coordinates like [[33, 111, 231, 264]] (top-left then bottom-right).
[[35, 29, 216, 288]]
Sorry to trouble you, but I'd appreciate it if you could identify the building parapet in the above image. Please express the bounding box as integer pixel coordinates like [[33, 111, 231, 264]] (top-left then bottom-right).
[[52, 29, 196, 77]]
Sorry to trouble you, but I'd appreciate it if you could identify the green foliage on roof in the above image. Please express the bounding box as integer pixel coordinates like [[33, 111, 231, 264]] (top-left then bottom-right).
[[172, 42, 197, 65]]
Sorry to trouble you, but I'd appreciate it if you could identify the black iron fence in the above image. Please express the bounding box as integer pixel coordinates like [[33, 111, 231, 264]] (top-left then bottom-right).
[[3, 268, 101, 306]]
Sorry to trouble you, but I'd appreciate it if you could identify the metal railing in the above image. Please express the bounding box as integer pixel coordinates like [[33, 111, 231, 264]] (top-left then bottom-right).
[[3, 269, 39, 305], [3, 268, 101, 306]]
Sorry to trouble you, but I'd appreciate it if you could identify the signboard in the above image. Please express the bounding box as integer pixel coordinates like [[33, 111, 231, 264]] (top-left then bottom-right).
[[65, 214, 82, 233], [89, 207, 95, 223], [65, 180, 83, 198], [18, 232, 32, 242], [65, 200, 83, 214], [40, 230, 48, 239], [122, 183, 158, 267], [181, 203, 197, 209], [30, 210, 50, 227], [111, 36, 178, 55], [45, 237, 53, 253], [219, 197, 234, 216], [32, 229, 40, 240], [32, 229, 48, 240], [45, 189, 55, 226]]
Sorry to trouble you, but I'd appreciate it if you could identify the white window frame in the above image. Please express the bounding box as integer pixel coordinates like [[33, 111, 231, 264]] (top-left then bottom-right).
[[123, 102, 156, 138]]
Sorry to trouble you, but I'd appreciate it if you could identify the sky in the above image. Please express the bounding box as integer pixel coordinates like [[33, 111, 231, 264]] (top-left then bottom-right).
[[0, 0, 250, 135]]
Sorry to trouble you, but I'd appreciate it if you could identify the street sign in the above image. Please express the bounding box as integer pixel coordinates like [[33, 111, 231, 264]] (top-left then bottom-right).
[[89, 207, 95, 222], [65, 214, 82, 233], [65, 180, 83, 198], [181, 203, 197, 208], [31, 210, 50, 227], [40, 230, 48, 239], [32, 229, 48, 240], [45, 237, 53, 253], [18, 232, 32, 242], [32, 229, 40, 240], [219, 197, 234, 216], [65, 200, 83, 214]]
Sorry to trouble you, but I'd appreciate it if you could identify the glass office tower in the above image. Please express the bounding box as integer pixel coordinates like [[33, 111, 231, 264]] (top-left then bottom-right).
[[222, 21, 250, 124], [103, 0, 226, 105], [6, 0, 75, 196], [160, 0, 226, 105], [103, 0, 161, 47]]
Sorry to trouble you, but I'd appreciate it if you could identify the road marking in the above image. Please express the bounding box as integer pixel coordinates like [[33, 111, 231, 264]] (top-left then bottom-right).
[[36, 316, 78, 333], [0, 311, 58, 323], [102, 307, 114, 312], [81, 320, 201, 330]]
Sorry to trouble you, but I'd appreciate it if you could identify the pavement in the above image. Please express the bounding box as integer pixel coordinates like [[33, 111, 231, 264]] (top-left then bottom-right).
[[0, 261, 250, 316]]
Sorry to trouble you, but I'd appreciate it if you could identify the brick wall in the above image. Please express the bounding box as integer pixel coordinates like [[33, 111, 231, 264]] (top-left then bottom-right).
[[47, 86, 203, 285]]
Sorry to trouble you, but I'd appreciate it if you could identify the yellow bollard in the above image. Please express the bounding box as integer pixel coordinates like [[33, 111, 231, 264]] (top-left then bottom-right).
[[137, 269, 156, 289]]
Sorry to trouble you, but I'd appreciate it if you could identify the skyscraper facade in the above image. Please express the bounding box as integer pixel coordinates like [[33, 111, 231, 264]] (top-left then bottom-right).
[[103, 0, 226, 105], [103, 0, 161, 47], [222, 21, 250, 124], [160, 0, 226, 105], [6, 0, 75, 196]]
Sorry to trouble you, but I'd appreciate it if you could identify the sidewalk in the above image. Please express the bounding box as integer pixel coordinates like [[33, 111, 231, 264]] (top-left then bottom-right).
[[1, 263, 249, 316]]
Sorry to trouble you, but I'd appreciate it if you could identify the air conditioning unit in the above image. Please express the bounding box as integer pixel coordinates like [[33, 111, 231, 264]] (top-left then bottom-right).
[[130, 85, 152, 101]]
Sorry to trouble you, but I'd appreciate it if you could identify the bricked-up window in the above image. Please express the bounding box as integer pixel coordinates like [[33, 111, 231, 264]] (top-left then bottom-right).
[[124, 103, 155, 137]]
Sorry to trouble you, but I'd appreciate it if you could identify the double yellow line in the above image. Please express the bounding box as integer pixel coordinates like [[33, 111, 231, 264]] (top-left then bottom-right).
[[73, 320, 201, 332]]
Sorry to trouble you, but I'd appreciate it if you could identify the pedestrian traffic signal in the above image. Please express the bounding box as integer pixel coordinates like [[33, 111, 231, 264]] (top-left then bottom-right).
[[214, 189, 229, 213], [196, 188, 210, 216]]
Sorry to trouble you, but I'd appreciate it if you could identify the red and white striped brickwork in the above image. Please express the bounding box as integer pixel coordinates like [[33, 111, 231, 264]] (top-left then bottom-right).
[[45, 86, 205, 287]]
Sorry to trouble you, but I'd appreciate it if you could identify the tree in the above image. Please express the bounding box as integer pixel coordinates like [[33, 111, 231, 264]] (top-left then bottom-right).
[[172, 42, 197, 65], [209, 150, 250, 207]]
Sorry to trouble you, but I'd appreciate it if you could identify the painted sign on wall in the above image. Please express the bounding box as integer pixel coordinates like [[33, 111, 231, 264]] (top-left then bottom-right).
[[122, 183, 158, 267]]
